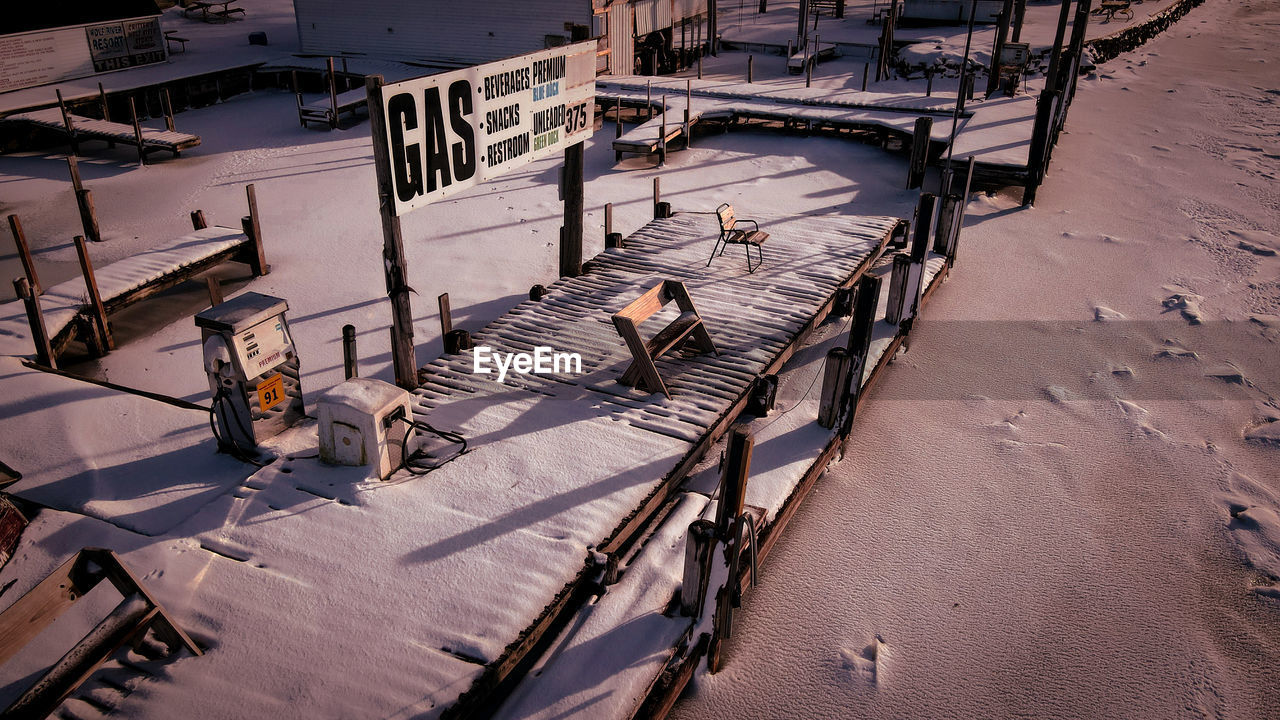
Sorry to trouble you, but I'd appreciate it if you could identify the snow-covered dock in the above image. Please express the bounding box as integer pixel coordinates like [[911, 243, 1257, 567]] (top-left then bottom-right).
[[3, 108, 201, 161], [0, 211, 901, 719], [599, 78, 1036, 180]]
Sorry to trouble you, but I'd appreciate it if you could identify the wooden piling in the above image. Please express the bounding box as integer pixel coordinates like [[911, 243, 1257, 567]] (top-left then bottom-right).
[[653, 177, 661, 218], [73, 235, 113, 353], [818, 347, 851, 428], [604, 202, 613, 239], [162, 89, 176, 132], [14, 278, 55, 368], [748, 55, 754, 83], [8, 215, 41, 295], [906, 117, 932, 189], [206, 276, 224, 307], [561, 141, 585, 277], [242, 184, 268, 276], [190, 210, 207, 230], [862, 63, 869, 92], [839, 273, 882, 442], [885, 253, 912, 325], [714, 427, 753, 540], [659, 94, 667, 165], [327, 57, 339, 128], [56, 90, 77, 155], [97, 83, 111, 122], [926, 70, 934, 97], [438, 293, 453, 337], [680, 519, 718, 617], [128, 97, 145, 165], [343, 324, 358, 379], [77, 189, 102, 243]]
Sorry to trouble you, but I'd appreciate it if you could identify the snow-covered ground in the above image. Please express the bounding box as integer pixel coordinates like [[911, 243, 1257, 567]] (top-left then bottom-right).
[[670, 0, 1280, 717], [0, 0, 1276, 717]]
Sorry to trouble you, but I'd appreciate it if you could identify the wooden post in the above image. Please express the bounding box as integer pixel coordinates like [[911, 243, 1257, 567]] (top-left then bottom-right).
[[714, 427, 752, 540], [76, 189, 102, 243], [839, 273, 882, 441], [818, 347, 851, 428], [366, 76, 418, 389], [206, 276, 224, 307], [906, 116, 932, 189], [926, 70, 933, 97], [162, 88, 176, 132], [190, 209, 207, 230], [73, 235, 113, 353], [128, 97, 145, 165], [949, 156, 976, 263], [862, 62, 869, 91], [66, 155, 83, 193], [242, 184, 268, 276], [9, 215, 42, 295], [604, 202, 613, 239], [646, 80, 652, 120], [987, 2, 1013, 97], [698, 50, 703, 80], [933, 194, 959, 256], [97, 83, 111, 122], [747, 54, 753, 83], [438, 293, 453, 338], [327, 57, 339, 128], [56, 90, 77, 155], [342, 324, 358, 379], [653, 177, 661, 218], [680, 519, 718, 617], [659, 94, 667, 165], [806, 52, 813, 88], [14, 278, 55, 367], [685, 80, 692, 149], [885, 253, 912, 325], [1044, 0, 1073, 94], [561, 141, 584, 277], [1024, 89, 1057, 206], [615, 99, 623, 139]]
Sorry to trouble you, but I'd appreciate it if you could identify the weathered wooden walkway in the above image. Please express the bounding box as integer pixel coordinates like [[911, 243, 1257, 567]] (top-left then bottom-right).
[[3, 108, 201, 159], [599, 78, 1036, 185]]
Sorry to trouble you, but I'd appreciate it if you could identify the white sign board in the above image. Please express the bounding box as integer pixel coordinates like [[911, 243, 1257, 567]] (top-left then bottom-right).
[[375, 41, 597, 216]]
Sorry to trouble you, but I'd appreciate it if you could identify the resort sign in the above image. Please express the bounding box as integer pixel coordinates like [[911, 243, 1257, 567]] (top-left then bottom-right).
[[372, 41, 596, 216]]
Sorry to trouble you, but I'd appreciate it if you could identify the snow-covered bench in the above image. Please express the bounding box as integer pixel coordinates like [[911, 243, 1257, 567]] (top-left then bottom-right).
[[611, 280, 718, 398], [297, 88, 368, 129]]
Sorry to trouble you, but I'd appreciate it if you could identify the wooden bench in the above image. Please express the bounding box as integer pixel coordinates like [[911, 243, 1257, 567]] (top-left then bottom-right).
[[710, 203, 769, 273], [298, 87, 368, 129], [164, 30, 189, 54], [612, 280, 718, 398]]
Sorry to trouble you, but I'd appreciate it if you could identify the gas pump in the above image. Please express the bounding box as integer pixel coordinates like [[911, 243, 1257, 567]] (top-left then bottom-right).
[[195, 292, 304, 454]]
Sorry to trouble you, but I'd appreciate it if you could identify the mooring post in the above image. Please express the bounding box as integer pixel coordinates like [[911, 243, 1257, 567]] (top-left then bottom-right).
[[680, 519, 718, 617], [206, 276, 224, 307], [561, 141, 585, 277], [128, 97, 145, 166], [659, 94, 667, 166], [8, 215, 41, 295], [614, 98, 623, 139], [653, 177, 661, 218], [818, 347, 852, 428], [885, 253, 912, 326], [190, 209, 207, 230], [97, 83, 111, 122], [161, 88, 176, 132], [698, 50, 703, 79], [709, 426, 754, 673], [342, 324, 358, 379], [926, 70, 934, 97], [839, 273, 882, 445], [949, 156, 976, 263], [685, 80, 692, 149], [646, 80, 652, 120], [73, 235, 113, 354], [14, 277, 55, 368], [438, 292, 453, 338], [606, 200, 623, 248], [327, 57, 339, 128], [862, 63, 869, 92], [888, 193, 934, 325], [907, 117, 933, 189], [56, 89, 77, 155], [242, 184, 268, 276], [748, 54, 754, 83]]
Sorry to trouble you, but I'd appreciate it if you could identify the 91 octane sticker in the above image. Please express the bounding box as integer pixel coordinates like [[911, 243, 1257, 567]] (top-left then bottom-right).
[[564, 101, 590, 136], [257, 373, 286, 412]]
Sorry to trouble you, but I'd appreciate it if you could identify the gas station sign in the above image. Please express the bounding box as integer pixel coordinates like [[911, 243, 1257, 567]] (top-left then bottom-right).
[[374, 41, 597, 216]]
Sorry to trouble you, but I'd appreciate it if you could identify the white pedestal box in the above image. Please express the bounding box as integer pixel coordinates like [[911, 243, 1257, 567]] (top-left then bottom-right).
[[316, 378, 413, 480]]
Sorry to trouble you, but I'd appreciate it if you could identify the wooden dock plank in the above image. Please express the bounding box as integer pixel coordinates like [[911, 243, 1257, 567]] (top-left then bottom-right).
[[5, 108, 201, 153]]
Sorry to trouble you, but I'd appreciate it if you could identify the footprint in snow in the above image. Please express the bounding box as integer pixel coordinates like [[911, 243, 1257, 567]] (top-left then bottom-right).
[[838, 636, 887, 686]]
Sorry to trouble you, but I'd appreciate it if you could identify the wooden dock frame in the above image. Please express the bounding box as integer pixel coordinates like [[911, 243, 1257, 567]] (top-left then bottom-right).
[[0, 547, 202, 719], [12, 184, 269, 366]]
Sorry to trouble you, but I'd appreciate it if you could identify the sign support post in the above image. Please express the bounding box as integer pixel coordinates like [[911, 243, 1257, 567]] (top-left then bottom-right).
[[561, 140, 584, 277], [365, 74, 418, 390]]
